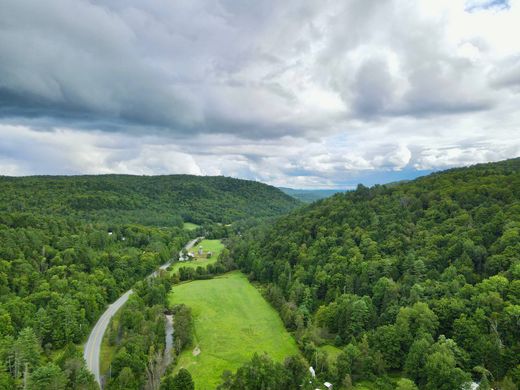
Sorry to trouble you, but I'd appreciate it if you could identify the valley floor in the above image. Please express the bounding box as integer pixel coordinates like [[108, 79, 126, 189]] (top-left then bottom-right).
[[169, 271, 300, 389]]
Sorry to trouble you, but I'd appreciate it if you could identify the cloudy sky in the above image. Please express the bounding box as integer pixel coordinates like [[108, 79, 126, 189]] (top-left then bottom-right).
[[1, 0, 519, 188]]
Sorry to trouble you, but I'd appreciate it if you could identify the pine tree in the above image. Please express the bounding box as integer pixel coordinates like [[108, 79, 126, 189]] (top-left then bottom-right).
[[12, 328, 42, 379], [171, 369, 194, 390]]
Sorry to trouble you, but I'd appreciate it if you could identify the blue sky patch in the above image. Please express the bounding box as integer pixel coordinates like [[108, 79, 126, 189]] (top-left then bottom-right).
[[465, 0, 510, 12]]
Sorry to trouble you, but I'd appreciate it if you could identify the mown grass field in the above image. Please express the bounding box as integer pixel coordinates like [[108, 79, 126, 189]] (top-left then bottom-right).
[[169, 239, 224, 274], [168, 272, 300, 389]]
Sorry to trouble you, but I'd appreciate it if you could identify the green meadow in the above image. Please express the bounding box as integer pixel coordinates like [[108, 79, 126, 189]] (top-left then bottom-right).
[[169, 239, 224, 274], [168, 272, 300, 389], [183, 222, 200, 231], [194, 239, 225, 258]]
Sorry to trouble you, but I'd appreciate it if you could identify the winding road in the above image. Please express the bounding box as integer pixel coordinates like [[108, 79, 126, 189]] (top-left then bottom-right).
[[83, 237, 201, 387]]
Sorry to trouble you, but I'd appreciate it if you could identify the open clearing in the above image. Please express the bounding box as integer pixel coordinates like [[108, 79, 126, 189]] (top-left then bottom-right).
[[193, 239, 225, 258], [169, 239, 224, 274], [319, 344, 342, 365], [168, 272, 300, 389], [183, 222, 200, 231]]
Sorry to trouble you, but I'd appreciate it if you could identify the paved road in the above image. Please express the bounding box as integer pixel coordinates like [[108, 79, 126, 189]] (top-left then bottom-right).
[[83, 237, 201, 387], [178, 236, 202, 261]]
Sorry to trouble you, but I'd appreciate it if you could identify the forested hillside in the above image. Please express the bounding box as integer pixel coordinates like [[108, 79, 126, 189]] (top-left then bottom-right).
[[0, 175, 299, 226], [228, 158, 520, 389], [0, 213, 190, 389]]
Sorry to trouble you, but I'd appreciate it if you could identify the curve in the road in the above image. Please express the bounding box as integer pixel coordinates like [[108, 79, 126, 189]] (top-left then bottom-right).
[[83, 237, 201, 388]]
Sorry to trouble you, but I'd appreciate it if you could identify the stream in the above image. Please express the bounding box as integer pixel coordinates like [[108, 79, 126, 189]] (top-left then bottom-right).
[[164, 314, 174, 367]]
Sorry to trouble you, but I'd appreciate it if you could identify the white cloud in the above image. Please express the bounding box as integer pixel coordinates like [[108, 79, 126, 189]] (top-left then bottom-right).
[[0, 125, 201, 176]]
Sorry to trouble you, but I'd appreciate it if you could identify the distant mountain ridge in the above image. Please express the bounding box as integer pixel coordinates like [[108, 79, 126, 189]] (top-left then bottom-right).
[[0, 174, 300, 226], [279, 187, 349, 203]]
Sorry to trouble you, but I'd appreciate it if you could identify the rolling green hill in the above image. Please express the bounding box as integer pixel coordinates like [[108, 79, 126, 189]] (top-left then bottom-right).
[[0, 175, 300, 226], [228, 158, 520, 389]]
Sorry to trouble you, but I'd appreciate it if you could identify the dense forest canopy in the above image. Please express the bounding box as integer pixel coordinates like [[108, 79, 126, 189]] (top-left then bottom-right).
[[228, 158, 520, 389], [0, 212, 190, 389], [0, 175, 299, 226]]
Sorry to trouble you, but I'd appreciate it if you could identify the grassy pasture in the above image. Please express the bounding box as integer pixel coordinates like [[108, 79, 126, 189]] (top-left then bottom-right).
[[169, 239, 224, 274], [168, 272, 300, 389]]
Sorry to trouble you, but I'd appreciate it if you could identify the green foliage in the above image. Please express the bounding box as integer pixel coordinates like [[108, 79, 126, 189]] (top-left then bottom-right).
[[170, 368, 194, 390], [0, 362, 12, 389], [217, 353, 310, 390], [395, 378, 419, 390], [424, 351, 469, 390], [0, 175, 299, 226], [104, 283, 168, 390], [228, 158, 520, 387], [404, 337, 432, 386], [28, 363, 66, 390], [171, 305, 193, 354], [110, 367, 138, 390], [11, 328, 42, 378], [0, 212, 187, 387]]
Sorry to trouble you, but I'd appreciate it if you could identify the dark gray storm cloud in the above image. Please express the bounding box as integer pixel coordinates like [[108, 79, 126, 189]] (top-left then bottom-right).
[[0, 0, 201, 131], [2, 0, 516, 135]]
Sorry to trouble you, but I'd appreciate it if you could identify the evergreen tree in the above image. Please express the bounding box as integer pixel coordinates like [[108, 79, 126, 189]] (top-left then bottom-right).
[[170, 368, 194, 390], [28, 363, 66, 390], [12, 328, 42, 379]]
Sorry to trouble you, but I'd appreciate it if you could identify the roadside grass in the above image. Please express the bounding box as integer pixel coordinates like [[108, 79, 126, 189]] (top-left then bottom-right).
[[99, 312, 121, 379], [168, 272, 300, 389], [183, 222, 200, 231], [169, 239, 224, 274]]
